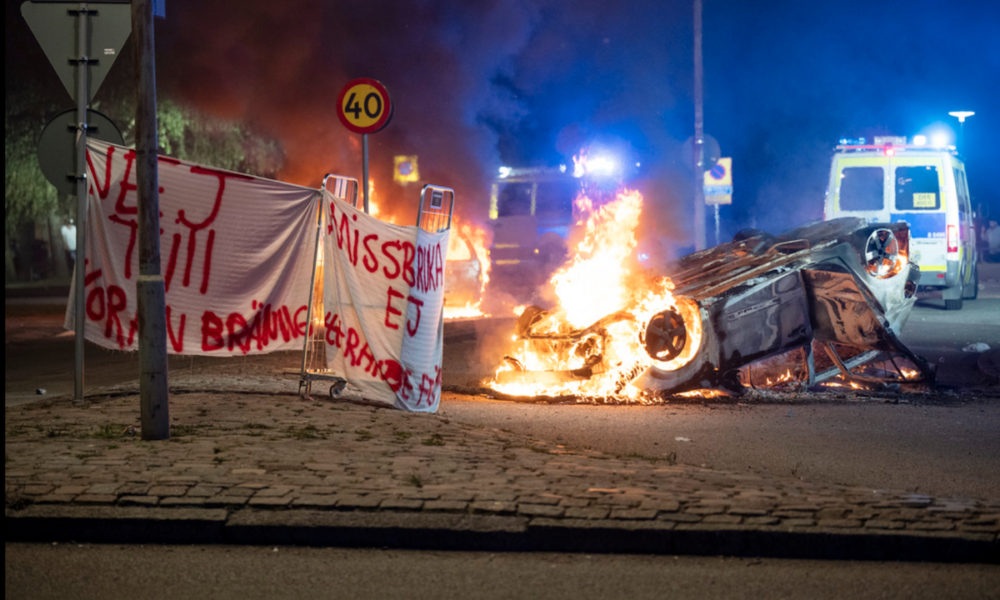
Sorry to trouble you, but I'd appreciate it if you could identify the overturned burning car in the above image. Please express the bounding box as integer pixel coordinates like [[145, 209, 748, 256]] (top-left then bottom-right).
[[493, 217, 933, 398]]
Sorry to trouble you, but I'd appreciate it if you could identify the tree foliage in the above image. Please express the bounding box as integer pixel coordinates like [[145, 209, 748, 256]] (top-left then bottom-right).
[[5, 94, 285, 237]]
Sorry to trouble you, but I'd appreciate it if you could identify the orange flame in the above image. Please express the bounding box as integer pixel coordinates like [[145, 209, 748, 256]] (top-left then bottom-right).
[[443, 218, 493, 319], [489, 188, 703, 399]]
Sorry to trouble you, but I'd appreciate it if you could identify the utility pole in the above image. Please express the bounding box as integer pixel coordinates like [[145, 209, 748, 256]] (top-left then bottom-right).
[[692, 0, 706, 251], [132, 0, 169, 440]]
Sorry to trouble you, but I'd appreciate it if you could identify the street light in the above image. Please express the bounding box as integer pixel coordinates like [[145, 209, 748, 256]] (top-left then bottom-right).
[[948, 111, 975, 155]]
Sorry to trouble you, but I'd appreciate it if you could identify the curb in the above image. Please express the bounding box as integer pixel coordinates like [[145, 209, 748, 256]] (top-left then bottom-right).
[[7, 506, 998, 564]]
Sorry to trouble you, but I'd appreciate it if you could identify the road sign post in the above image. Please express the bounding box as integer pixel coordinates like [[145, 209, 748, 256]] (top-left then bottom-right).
[[22, 0, 132, 405], [336, 78, 393, 214], [73, 3, 89, 405]]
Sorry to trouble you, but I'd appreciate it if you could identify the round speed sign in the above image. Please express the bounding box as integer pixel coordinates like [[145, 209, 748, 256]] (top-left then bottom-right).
[[336, 78, 392, 134]]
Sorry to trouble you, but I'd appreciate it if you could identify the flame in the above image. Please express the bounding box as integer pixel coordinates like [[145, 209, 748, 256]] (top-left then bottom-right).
[[443, 218, 493, 320], [489, 188, 703, 400]]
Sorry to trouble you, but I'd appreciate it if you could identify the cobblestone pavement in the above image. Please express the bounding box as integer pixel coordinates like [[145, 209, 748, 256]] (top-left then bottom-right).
[[5, 379, 998, 562]]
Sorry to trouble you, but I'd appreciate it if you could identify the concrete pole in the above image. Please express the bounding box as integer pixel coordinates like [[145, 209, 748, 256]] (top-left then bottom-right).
[[73, 3, 89, 405], [132, 0, 169, 440], [693, 0, 707, 251]]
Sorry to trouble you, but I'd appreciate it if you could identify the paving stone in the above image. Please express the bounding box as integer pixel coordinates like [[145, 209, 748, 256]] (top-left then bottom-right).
[[516, 494, 562, 505], [864, 519, 906, 530], [728, 506, 770, 517], [958, 524, 1000, 533], [907, 521, 955, 531], [640, 499, 681, 512], [33, 494, 77, 504], [147, 485, 190, 497], [610, 508, 658, 520], [253, 485, 298, 498], [336, 495, 384, 510], [686, 505, 727, 515], [202, 495, 249, 508], [424, 500, 469, 512], [292, 496, 341, 508], [470, 501, 517, 515], [816, 518, 863, 528], [782, 518, 817, 527], [558, 498, 590, 508], [73, 494, 118, 505], [118, 495, 160, 507], [518, 504, 565, 518], [248, 496, 294, 507], [160, 497, 208, 507], [186, 485, 226, 497], [743, 516, 780, 526], [21, 484, 55, 496], [702, 514, 743, 525], [564, 506, 610, 520], [380, 498, 425, 511], [657, 512, 702, 523], [50, 485, 89, 496]]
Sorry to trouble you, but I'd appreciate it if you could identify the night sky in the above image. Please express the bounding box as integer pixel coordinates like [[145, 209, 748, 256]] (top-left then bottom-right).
[[7, 0, 999, 249]]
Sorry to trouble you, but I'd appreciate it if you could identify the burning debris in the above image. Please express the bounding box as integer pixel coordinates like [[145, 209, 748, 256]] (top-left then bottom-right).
[[489, 188, 933, 401], [444, 219, 492, 319]]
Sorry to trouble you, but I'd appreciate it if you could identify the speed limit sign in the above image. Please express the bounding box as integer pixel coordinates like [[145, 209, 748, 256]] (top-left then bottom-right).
[[336, 78, 392, 134]]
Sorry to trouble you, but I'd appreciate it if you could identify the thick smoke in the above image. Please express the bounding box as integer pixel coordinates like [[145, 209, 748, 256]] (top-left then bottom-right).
[[156, 0, 542, 225]]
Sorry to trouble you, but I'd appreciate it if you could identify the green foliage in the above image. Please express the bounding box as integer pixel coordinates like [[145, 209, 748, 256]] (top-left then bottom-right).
[[4, 94, 63, 236], [5, 92, 284, 237]]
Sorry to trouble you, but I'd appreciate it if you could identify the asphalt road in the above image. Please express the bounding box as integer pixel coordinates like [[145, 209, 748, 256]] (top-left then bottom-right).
[[6, 543, 998, 600]]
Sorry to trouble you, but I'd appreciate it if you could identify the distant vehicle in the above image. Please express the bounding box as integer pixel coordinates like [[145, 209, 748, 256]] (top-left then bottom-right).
[[824, 136, 977, 310], [488, 155, 634, 291], [488, 166, 578, 289]]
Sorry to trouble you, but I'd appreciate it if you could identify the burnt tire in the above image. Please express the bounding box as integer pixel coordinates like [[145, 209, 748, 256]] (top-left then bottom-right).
[[644, 309, 687, 362]]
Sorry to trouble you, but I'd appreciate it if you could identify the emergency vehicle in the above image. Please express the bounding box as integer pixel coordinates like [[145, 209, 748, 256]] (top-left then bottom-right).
[[487, 166, 578, 288], [824, 136, 977, 310]]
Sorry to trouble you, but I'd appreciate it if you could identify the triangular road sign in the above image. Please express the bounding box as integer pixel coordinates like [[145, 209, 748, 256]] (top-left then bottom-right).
[[21, 1, 132, 103]]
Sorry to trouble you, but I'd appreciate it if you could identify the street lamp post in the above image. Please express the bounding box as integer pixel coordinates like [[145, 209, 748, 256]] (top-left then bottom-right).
[[948, 111, 974, 155]]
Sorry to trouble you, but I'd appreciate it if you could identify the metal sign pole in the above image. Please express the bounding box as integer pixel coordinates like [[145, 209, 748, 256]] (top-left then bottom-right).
[[693, 0, 706, 251], [73, 3, 90, 405], [362, 134, 370, 214]]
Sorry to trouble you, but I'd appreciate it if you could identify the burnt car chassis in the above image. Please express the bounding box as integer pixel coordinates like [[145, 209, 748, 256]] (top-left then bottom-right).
[[499, 217, 934, 396]]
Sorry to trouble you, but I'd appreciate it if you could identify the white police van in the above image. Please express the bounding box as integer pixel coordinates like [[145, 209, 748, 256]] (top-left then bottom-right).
[[824, 136, 977, 310]]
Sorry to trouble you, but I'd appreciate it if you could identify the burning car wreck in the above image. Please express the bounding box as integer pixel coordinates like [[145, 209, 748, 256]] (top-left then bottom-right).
[[492, 216, 933, 399]]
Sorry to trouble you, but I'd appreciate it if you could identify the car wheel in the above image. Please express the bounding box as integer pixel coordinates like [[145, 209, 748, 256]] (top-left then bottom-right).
[[945, 298, 963, 311]]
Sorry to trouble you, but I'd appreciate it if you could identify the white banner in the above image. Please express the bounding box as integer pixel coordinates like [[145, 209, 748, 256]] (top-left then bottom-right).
[[67, 139, 320, 356], [321, 191, 448, 412]]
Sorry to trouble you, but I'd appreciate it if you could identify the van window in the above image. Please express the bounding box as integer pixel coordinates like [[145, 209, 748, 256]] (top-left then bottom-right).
[[497, 183, 533, 217], [895, 166, 940, 211], [535, 181, 576, 219], [954, 167, 969, 217], [839, 166, 884, 211]]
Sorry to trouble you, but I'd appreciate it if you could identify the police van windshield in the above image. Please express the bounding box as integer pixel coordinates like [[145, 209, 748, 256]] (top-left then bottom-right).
[[535, 181, 576, 219], [840, 166, 884, 211], [497, 183, 532, 217], [895, 166, 940, 211]]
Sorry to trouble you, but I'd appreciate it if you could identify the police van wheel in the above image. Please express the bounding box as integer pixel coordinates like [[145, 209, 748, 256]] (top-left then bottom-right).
[[945, 298, 963, 311]]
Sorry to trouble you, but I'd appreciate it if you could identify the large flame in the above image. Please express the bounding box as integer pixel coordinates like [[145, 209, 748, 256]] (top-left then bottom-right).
[[489, 188, 703, 400], [443, 218, 492, 319]]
